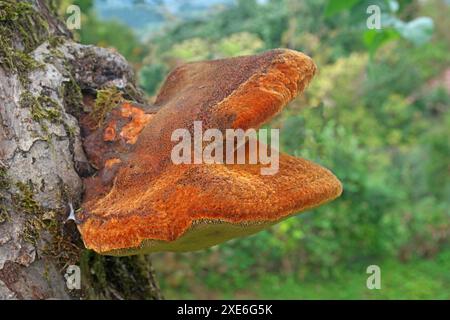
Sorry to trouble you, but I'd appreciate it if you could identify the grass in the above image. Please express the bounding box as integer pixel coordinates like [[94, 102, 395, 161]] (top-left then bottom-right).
[[162, 249, 450, 299]]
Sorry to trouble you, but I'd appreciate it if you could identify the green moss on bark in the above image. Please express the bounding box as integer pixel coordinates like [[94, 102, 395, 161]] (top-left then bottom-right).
[[11, 180, 81, 264], [91, 87, 124, 127], [13, 181, 42, 216], [0, 166, 10, 224], [0, 166, 9, 190], [0, 205, 9, 224], [0, 0, 51, 85], [20, 92, 62, 124], [62, 75, 84, 117]]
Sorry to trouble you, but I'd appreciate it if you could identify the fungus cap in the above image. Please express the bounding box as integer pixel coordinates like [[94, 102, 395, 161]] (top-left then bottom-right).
[[78, 49, 343, 255]]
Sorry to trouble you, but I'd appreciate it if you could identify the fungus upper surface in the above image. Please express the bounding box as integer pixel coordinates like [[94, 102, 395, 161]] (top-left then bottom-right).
[[78, 49, 343, 255]]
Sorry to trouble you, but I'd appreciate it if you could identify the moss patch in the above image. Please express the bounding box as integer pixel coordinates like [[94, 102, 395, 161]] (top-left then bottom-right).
[[0, 166, 10, 224], [11, 181, 44, 246], [0, 165, 9, 190], [62, 75, 84, 117], [0, 1, 49, 52], [0, 205, 10, 224], [0, 39, 42, 74], [0, 0, 50, 85], [13, 181, 42, 216], [48, 35, 65, 49], [90, 87, 124, 127], [11, 180, 81, 264], [11, 181, 47, 246], [20, 91, 62, 125]]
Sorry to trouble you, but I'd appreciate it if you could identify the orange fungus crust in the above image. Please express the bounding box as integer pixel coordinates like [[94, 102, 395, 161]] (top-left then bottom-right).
[[119, 103, 153, 144], [77, 49, 343, 254]]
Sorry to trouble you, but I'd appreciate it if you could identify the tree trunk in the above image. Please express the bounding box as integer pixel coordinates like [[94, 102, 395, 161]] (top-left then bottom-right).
[[0, 0, 163, 300]]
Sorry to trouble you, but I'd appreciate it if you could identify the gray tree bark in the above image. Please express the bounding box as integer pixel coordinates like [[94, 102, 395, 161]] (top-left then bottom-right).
[[0, 0, 162, 299]]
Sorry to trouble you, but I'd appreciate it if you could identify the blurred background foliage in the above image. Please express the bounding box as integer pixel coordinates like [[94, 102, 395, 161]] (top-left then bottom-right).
[[65, 0, 449, 299]]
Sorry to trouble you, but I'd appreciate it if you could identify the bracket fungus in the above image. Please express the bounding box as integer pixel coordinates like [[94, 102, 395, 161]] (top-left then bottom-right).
[[77, 49, 342, 255]]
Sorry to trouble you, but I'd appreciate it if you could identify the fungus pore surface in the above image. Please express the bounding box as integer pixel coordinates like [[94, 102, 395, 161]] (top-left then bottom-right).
[[78, 49, 343, 255]]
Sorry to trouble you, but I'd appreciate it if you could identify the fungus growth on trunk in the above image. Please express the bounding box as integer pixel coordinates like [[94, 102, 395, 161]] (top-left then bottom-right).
[[77, 49, 343, 255]]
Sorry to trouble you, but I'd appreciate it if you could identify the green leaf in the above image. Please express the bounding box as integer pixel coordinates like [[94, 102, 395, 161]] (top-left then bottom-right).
[[324, 0, 360, 17], [388, 0, 400, 12], [363, 28, 400, 55], [395, 17, 434, 46]]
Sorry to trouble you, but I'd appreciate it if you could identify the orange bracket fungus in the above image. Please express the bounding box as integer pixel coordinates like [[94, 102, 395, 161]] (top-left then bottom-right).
[[77, 49, 343, 255]]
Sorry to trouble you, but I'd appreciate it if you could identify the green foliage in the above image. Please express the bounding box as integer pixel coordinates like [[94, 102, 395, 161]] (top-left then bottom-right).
[[138, 63, 168, 96], [395, 17, 434, 46], [363, 29, 400, 55], [255, 248, 450, 299], [165, 37, 211, 61], [324, 0, 434, 55], [324, 0, 360, 17], [161, 248, 450, 299], [66, 1, 146, 64], [363, 15, 434, 55], [77, 16, 146, 63], [216, 32, 265, 57]]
